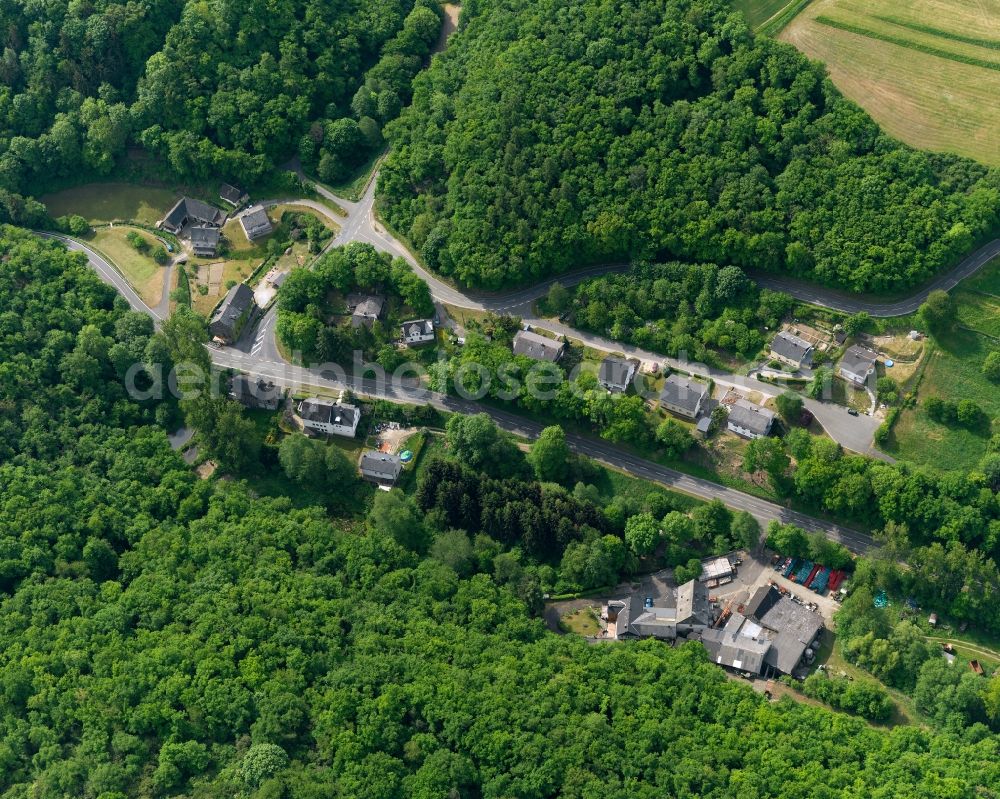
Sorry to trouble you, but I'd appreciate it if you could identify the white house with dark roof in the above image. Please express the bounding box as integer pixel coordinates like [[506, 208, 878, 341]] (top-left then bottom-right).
[[838, 345, 878, 387], [598, 355, 639, 393], [513, 329, 565, 362], [659, 374, 708, 419], [298, 397, 360, 438], [726, 399, 775, 439], [190, 226, 220, 257], [400, 319, 434, 345], [769, 330, 814, 369], [239, 205, 273, 241]]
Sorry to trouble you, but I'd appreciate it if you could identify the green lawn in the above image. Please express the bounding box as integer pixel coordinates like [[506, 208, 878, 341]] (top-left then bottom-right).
[[955, 289, 1000, 338], [884, 331, 996, 468], [42, 183, 180, 225], [559, 606, 602, 636], [89, 226, 167, 307], [878, 251, 1000, 470], [964, 257, 1000, 295]]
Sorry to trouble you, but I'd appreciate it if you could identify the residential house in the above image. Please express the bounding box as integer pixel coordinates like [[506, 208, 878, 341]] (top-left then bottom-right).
[[229, 375, 282, 410], [726, 399, 776, 439], [190, 226, 221, 258], [512, 329, 565, 362], [298, 397, 360, 438], [769, 330, 814, 369], [400, 319, 435, 345], [209, 283, 255, 344], [219, 183, 248, 208], [598, 355, 639, 393], [611, 579, 715, 641], [659, 374, 708, 419], [838, 345, 878, 387], [239, 206, 274, 241], [160, 197, 227, 234], [359, 450, 402, 485], [346, 293, 386, 328]]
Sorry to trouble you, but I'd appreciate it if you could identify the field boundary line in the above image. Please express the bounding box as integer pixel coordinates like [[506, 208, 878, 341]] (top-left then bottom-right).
[[872, 15, 1000, 51], [815, 16, 1000, 72], [758, 0, 813, 36]]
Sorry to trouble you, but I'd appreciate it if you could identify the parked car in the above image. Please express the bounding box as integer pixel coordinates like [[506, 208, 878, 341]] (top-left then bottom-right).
[[847, 408, 859, 416]]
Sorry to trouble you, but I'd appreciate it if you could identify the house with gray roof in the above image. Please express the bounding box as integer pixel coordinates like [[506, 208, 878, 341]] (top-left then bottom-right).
[[209, 283, 255, 344], [744, 584, 824, 676], [229, 375, 282, 410], [699, 612, 773, 675], [239, 205, 273, 241], [726, 399, 775, 439], [219, 183, 248, 208], [346, 293, 386, 328], [298, 397, 360, 438], [160, 197, 227, 234], [359, 450, 402, 485], [512, 329, 565, 362], [769, 330, 814, 369], [838, 345, 878, 387], [660, 374, 708, 419], [190, 226, 221, 257], [598, 355, 639, 393]]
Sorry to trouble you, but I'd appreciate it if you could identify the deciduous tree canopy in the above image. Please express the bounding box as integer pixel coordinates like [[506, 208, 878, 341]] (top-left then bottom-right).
[[380, 0, 1000, 291], [2, 223, 1000, 798]]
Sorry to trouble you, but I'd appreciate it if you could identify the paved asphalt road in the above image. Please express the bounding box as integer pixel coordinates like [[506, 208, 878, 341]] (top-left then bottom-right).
[[753, 238, 1000, 317], [214, 349, 877, 554]]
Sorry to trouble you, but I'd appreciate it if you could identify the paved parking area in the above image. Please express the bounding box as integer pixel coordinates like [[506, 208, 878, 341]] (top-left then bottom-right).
[[710, 552, 841, 624]]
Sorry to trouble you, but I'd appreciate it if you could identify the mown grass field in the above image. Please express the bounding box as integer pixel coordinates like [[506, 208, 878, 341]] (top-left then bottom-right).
[[89, 227, 166, 307], [42, 183, 179, 225], [781, 0, 1000, 166], [731, 0, 810, 32]]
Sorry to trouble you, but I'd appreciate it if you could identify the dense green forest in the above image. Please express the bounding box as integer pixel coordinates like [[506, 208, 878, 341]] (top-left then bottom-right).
[[379, 0, 1000, 291], [0, 0, 443, 226], [550, 260, 796, 361], [1, 225, 999, 796], [276, 242, 434, 363]]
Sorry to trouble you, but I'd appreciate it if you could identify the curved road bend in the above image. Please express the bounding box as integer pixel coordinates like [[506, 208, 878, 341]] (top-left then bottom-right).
[[752, 237, 1000, 317], [46, 232, 875, 553], [241, 193, 885, 461], [259, 175, 1000, 320]]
